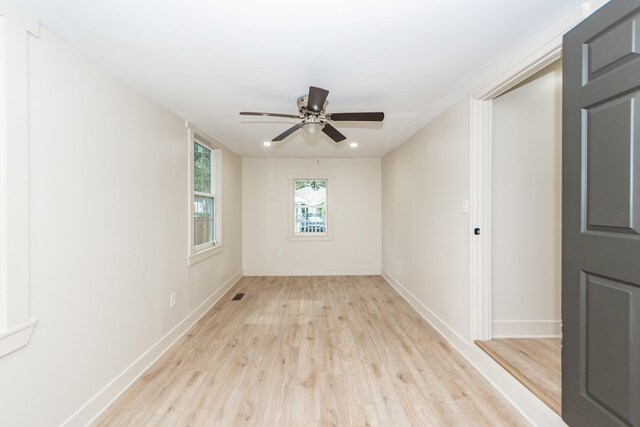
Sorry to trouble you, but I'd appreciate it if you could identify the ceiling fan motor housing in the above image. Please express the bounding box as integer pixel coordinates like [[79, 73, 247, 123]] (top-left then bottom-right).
[[297, 95, 327, 117]]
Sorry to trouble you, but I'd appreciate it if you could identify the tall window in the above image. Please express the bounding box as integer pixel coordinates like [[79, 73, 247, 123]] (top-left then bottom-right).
[[294, 179, 327, 235], [193, 140, 217, 247]]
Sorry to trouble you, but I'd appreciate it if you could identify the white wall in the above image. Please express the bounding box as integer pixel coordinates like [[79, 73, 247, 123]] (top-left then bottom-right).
[[0, 27, 242, 426], [381, 98, 471, 338], [242, 158, 381, 275], [491, 61, 562, 337]]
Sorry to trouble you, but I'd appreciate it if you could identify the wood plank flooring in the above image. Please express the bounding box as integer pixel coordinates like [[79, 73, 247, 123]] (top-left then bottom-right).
[[476, 338, 561, 415], [95, 276, 528, 426]]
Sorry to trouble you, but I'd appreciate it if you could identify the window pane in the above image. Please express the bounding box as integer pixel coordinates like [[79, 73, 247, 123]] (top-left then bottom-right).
[[194, 195, 214, 246], [294, 179, 327, 234], [194, 142, 211, 194]]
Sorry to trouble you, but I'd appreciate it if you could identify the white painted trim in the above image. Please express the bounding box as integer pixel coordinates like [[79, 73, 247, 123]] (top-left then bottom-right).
[[62, 270, 243, 427], [0, 0, 40, 36], [471, 42, 561, 102], [187, 244, 224, 265], [286, 173, 337, 180], [286, 174, 335, 240], [0, 12, 37, 355], [0, 16, 6, 334], [492, 320, 562, 338], [381, 271, 567, 427], [0, 319, 36, 358], [469, 99, 492, 341], [470, 1, 607, 100], [243, 268, 380, 276], [286, 235, 334, 242], [184, 121, 232, 152], [468, 0, 607, 341]]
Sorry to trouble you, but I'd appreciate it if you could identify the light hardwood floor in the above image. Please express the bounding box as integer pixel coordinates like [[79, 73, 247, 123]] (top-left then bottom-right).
[[96, 276, 528, 426], [476, 338, 561, 415]]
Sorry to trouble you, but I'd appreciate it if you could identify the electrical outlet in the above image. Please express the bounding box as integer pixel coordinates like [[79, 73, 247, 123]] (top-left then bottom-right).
[[277, 249, 283, 257], [169, 293, 177, 308]]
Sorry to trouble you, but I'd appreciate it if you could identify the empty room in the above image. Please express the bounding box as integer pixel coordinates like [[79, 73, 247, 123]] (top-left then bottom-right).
[[1, 0, 638, 426]]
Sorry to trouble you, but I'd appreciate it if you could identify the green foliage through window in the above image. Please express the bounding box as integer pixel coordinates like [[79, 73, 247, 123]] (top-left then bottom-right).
[[193, 140, 215, 246], [194, 142, 211, 194]]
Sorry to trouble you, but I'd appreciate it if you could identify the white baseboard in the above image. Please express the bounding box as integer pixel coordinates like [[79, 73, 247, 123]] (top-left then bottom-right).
[[381, 270, 567, 427], [242, 267, 381, 276], [493, 320, 561, 338], [61, 270, 243, 427]]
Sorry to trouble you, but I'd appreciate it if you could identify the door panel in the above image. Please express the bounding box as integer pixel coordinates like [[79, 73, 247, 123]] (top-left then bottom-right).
[[586, 92, 640, 234], [563, 0, 640, 426], [587, 14, 640, 79], [583, 273, 640, 424]]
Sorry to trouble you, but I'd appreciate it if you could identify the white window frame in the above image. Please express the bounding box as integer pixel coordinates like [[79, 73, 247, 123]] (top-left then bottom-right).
[[0, 4, 40, 358], [193, 140, 217, 247], [187, 124, 223, 265], [287, 174, 334, 242]]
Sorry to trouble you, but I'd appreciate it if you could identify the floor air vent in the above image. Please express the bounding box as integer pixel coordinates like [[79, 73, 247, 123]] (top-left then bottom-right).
[[232, 293, 245, 301]]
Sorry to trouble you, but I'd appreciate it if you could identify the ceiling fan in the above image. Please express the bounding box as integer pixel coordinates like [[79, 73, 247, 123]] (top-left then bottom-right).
[[239, 86, 384, 143]]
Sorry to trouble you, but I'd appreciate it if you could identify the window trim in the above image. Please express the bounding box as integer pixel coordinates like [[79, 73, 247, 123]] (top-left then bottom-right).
[[286, 174, 335, 242], [0, 5, 40, 358], [186, 124, 223, 265], [193, 141, 216, 251]]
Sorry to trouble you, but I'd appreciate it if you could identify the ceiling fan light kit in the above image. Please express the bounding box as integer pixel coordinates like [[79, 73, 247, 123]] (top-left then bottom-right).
[[302, 114, 323, 135], [240, 86, 384, 144]]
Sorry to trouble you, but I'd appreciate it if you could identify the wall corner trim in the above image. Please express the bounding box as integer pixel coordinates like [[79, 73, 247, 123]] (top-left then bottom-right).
[[381, 270, 566, 427], [61, 270, 243, 427]]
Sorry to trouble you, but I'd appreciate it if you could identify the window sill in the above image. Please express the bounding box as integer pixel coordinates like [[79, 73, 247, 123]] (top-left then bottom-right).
[[287, 235, 335, 242], [0, 319, 37, 358], [187, 244, 224, 265]]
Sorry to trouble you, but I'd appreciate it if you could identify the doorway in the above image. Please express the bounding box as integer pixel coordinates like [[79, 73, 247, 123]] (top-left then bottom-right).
[[475, 60, 563, 415]]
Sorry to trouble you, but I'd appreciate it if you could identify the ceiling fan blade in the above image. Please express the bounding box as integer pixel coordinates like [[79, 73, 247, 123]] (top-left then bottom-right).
[[322, 123, 346, 143], [273, 123, 303, 141], [327, 112, 385, 122], [307, 86, 329, 113], [240, 111, 300, 119]]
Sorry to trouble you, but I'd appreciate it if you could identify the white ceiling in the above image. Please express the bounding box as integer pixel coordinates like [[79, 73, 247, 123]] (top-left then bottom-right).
[[13, 0, 586, 158]]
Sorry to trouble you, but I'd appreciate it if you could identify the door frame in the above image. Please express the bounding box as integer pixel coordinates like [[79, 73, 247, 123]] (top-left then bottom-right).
[[468, 1, 607, 341]]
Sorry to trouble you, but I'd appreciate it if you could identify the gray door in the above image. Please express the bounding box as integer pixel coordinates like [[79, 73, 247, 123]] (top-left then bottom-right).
[[563, 0, 640, 426]]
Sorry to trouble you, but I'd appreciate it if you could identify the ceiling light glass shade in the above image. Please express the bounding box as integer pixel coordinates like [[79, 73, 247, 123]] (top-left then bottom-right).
[[303, 122, 324, 135]]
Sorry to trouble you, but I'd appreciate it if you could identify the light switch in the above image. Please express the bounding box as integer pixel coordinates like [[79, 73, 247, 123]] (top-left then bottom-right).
[[462, 199, 469, 214]]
